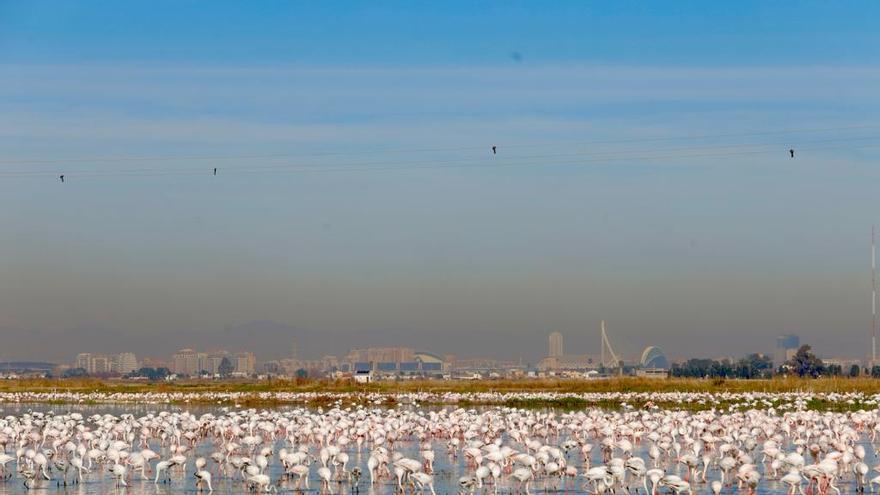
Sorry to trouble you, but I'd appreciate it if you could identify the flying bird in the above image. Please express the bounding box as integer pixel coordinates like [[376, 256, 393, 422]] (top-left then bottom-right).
[[491, 146, 497, 155], [789, 149, 795, 158], [59, 174, 64, 183]]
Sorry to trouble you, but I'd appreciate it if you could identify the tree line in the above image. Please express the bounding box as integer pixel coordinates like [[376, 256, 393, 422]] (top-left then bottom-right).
[[669, 353, 774, 379], [670, 345, 878, 379]]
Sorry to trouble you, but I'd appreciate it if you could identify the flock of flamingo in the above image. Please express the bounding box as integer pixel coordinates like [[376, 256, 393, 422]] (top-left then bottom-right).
[[0, 390, 877, 409], [0, 392, 879, 495]]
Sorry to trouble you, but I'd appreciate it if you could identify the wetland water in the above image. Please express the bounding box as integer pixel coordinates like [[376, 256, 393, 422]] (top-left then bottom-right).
[[0, 400, 872, 495]]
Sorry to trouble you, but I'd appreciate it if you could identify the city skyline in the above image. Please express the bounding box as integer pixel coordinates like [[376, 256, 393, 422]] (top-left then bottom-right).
[[2, 2, 879, 361], [0, 3, 875, 491], [47, 330, 854, 377], [19, 329, 862, 382], [0, 316, 873, 366]]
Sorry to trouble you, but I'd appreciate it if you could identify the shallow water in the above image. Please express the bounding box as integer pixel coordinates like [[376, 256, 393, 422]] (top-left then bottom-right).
[[0, 403, 872, 495]]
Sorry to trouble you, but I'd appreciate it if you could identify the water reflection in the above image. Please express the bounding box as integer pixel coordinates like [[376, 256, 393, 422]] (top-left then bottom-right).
[[0, 403, 872, 495]]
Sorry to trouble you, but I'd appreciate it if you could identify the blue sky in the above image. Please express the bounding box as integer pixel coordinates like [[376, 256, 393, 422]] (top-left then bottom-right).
[[2, 1, 878, 65], [0, 1, 878, 362]]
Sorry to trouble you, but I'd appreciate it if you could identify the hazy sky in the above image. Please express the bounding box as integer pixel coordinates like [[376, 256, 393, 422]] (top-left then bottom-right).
[[1, 1, 879, 363]]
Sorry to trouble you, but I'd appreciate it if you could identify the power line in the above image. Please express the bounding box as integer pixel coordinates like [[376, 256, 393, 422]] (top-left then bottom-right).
[[1, 133, 877, 176], [0, 123, 876, 166], [28, 133, 877, 176], [2, 139, 877, 180]]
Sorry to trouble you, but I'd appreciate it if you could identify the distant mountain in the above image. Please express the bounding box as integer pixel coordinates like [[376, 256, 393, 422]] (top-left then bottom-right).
[[0, 321, 311, 363], [0, 321, 546, 363], [0, 362, 56, 371]]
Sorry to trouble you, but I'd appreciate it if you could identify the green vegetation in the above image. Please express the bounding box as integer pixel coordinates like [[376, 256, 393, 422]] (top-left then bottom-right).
[[670, 353, 773, 379], [125, 367, 171, 380], [218, 358, 234, 378], [784, 345, 825, 378], [4, 375, 880, 396]]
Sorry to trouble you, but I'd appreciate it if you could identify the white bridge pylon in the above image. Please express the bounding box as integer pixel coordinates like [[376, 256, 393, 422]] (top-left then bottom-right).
[[600, 320, 622, 370]]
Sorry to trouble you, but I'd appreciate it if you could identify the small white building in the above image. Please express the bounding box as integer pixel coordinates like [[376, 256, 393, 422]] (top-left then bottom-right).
[[635, 368, 669, 379], [353, 370, 373, 383]]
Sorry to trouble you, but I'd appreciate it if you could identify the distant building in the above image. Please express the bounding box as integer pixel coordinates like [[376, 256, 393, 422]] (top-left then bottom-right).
[[278, 354, 340, 376], [549, 332, 563, 357], [204, 350, 230, 375], [140, 357, 171, 370], [170, 348, 254, 377], [94, 355, 112, 373], [823, 357, 862, 372], [342, 347, 448, 374], [261, 361, 284, 374], [73, 352, 130, 375], [75, 353, 92, 372], [347, 347, 415, 365], [414, 352, 445, 372], [234, 352, 255, 375], [538, 354, 597, 371], [0, 362, 56, 376], [353, 369, 372, 383], [172, 348, 207, 376], [774, 334, 800, 367], [320, 355, 339, 370], [636, 368, 669, 378], [639, 346, 669, 370], [112, 353, 139, 374], [451, 357, 522, 371]]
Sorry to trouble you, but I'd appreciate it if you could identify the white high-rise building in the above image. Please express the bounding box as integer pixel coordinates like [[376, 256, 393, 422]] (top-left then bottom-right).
[[173, 349, 207, 376], [234, 352, 255, 375], [549, 332, 564, 357], [75, 353, 92, 372], [113, 353, 139, 374], [204, 350, 230, 374], [91, 355, 112, 374], [74, 352, 138, 375]]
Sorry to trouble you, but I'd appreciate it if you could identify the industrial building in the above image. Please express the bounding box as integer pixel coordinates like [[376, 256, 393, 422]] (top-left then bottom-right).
[[342, 347, 447, 375]]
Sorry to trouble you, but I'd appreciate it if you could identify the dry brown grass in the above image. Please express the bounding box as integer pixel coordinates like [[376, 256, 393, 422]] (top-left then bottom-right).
[[2, 376, 880, 395], [358, 376, 880, 394]]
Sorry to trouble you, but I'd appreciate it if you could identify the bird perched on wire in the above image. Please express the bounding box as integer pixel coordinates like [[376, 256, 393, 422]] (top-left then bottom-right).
[[789, 149, 795, 158], [59, 174, 65, 183], [213, 167, 217, 175], [491, 146, 497, 155]]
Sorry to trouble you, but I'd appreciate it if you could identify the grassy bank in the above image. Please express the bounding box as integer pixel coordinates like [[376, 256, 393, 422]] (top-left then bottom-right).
[[3, 376, 880, 395]]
